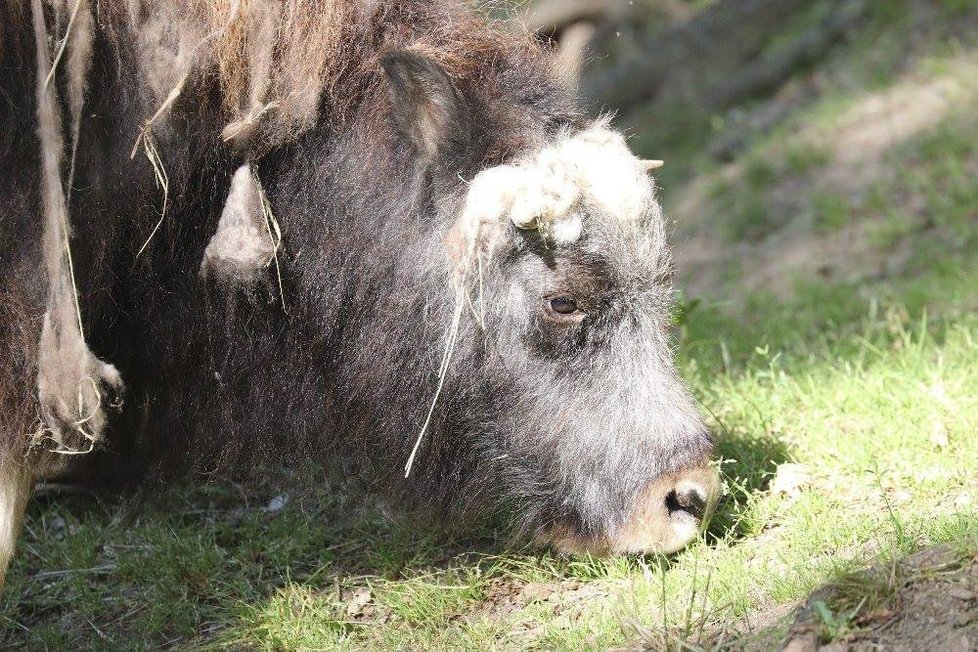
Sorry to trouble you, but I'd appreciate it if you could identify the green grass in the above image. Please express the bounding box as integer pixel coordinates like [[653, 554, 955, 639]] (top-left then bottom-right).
[[725, 196, 779, 242], [784, 141, 831, 175], [811, 193, 851, 232]]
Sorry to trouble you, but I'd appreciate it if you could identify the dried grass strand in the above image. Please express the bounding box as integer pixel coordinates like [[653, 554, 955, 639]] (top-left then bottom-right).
[[251, 163, 287, 313], [42, 0, 84, 91], [404, 273, 467, 478], [133, 132, 169, 258], [404, 225, 490, 478], [130, 0, 242, 257]]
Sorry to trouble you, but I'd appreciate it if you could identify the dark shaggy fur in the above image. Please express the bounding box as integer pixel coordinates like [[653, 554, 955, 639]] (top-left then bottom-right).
[[0, 0, 715, 571]]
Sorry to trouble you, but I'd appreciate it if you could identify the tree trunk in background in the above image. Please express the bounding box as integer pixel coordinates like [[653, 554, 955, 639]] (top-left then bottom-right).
[[706, 0, 868, 109], [580, 0, 815, 112], [525, 0, 626, 37]]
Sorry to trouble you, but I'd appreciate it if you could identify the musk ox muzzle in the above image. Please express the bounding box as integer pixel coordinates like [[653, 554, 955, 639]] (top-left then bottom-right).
[[579, 464, 719, 555], [536, 438, 720, 555]]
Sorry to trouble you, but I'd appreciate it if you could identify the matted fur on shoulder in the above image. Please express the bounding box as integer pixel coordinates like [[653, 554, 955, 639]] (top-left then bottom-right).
[[86, 0, 551, 152]]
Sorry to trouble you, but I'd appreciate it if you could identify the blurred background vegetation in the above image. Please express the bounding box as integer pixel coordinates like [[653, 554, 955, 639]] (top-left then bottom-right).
[[512, 0, 978, 305]]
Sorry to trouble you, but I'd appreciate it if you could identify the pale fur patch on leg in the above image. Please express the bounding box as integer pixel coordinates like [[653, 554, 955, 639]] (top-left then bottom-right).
[[31, 0, 122, 455], [0, 461, 33, 587]]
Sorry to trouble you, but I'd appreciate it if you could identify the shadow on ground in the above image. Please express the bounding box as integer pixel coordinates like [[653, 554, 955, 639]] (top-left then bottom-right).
[[1, 418, 789, 648]]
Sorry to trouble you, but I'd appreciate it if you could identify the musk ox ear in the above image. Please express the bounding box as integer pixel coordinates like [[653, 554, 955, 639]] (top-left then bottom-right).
[[381, 50, 470, 160]]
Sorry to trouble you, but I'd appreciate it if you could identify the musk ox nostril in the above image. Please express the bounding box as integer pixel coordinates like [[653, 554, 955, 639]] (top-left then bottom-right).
[[666, 483, 707, 519]]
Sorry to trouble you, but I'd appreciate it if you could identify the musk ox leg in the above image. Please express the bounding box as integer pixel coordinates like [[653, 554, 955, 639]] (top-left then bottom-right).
[[0, 460, 33, 587], [0, 288, 42, 588]]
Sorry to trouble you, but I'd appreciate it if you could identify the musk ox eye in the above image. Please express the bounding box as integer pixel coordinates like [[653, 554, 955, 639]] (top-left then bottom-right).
[[548, 296, 581, 316]]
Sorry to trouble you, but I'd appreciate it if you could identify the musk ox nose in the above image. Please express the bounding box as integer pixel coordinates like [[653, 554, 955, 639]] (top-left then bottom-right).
[[666, 481, 708, 520], [610, 464, 720, 555]]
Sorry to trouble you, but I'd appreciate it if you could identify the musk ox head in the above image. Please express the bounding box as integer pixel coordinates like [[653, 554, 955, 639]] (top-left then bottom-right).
[[364, 50, 720, 555]]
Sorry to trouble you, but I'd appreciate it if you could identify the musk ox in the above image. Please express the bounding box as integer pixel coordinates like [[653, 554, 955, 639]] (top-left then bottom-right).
[[0, 0, 719, 584]]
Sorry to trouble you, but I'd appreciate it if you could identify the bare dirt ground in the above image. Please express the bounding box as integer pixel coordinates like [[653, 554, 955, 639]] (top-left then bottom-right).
[[780, 546, 978, 651]]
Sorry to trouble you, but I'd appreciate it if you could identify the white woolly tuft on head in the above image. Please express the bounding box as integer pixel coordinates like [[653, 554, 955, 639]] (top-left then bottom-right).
[[451, 123, 656, 268], [557, 125, 654, 224], [549, 211, 584, 244]]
